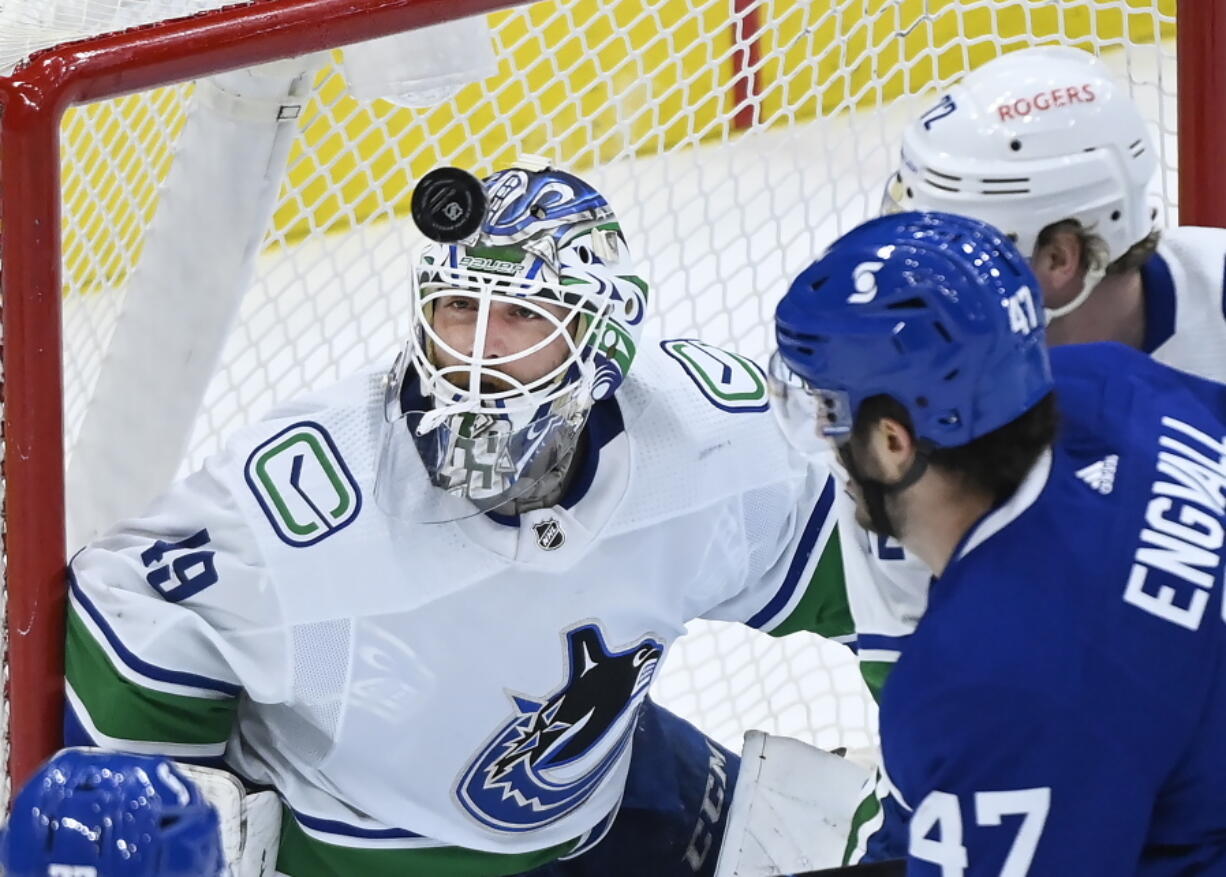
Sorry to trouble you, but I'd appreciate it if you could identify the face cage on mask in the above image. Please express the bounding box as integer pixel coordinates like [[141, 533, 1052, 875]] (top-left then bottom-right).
[[377, 267, 618, 521], [408, 266, 615, 432]]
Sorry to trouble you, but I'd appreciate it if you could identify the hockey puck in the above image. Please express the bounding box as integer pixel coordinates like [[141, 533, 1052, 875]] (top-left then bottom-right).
[[411, 167, 486, 243]]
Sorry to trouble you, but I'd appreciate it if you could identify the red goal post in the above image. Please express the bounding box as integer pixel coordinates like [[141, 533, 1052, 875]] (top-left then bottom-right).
[[0, 0, 1221, 801], [1175, 3, 1226, 227]]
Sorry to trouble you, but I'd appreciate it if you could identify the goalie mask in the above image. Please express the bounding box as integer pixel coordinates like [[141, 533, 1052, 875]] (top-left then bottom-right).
[[377, 161, 649, 520]]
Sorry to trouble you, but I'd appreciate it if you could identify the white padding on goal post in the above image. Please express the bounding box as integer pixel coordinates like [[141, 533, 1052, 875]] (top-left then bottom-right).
[[340, 14, 497, 108], [64, 58, 318, 549], [714, 731, 870, 877]]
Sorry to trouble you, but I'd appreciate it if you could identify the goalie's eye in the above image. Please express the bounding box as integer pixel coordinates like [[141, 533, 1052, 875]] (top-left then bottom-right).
[[440, 296, 476, 312], [511, 305, 544, 320]]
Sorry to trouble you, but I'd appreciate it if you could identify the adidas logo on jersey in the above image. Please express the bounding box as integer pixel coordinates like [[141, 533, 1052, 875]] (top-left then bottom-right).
[[1076, 455, 1118, 495]]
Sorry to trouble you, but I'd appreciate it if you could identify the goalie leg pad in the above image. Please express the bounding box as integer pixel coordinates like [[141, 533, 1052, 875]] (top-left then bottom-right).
[[174, 762, 282, 877], [714, 731, 871, 877]]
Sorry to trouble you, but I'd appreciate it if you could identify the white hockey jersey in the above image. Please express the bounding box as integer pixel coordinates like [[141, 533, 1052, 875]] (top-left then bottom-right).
[[1141, 226, 1226, 382], [66, 339, 845, 871]]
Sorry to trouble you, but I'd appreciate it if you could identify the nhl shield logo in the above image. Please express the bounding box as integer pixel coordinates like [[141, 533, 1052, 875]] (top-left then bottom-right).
[[533, 518, 565, 551]]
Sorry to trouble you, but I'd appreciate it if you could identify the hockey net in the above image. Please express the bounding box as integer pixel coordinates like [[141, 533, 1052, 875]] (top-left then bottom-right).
[[0, 0, 1216, 800]]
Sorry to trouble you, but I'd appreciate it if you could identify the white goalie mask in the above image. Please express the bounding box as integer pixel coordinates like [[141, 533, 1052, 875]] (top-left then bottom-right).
[[883, 46, 1158, 315], [376, 163, 649, 521]]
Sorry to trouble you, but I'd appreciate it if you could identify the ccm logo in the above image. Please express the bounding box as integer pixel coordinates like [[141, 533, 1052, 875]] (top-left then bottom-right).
[[997, 83, 1096, 121]]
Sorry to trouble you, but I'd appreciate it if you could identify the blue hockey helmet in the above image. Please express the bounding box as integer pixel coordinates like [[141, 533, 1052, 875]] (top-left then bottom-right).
[[0, 749, 225, 877], [772, 211, 1053, 449]]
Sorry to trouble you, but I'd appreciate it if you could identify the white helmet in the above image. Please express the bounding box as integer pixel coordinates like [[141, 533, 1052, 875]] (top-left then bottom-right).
[[885, 46, 1157, 266]]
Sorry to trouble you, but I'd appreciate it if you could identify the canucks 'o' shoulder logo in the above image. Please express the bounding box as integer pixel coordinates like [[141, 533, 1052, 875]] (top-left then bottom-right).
[[244, 421, 361, 547], [456, 624, 663, 832], [661, 338, 768, 413]]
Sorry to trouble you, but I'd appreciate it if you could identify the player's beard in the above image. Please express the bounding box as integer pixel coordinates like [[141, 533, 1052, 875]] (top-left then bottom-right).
[[839, 444, 906, 541], [478, 373, 516, 394]]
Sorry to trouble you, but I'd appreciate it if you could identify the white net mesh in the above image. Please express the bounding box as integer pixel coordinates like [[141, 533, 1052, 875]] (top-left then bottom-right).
[[1, 0, 1180, 775]]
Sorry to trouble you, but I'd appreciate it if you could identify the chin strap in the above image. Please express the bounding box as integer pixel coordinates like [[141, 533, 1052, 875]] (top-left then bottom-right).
[[1045, 264, 1107, 323], [839, 445, 930, 540]]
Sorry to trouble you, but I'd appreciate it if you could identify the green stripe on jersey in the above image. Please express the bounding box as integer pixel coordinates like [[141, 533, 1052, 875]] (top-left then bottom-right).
[[859, 660, 894, 704], [843, 784, 885, 865], [65, 605, 237, 745], [843, 765, 891, 865], [767, 529, 854, 639], [277, 810, 578, 877]]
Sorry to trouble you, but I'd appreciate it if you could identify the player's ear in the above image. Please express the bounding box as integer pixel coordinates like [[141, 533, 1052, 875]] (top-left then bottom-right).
[[866, 416, 915, 482], [1031, 226, 1082, 289]]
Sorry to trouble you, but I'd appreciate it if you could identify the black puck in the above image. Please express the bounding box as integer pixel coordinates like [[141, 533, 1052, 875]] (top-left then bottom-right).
[[411, 167, 486, 243]]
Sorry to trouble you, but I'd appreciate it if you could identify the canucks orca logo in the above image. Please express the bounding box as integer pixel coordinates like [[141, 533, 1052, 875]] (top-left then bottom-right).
[[456, 624, 664, 832]]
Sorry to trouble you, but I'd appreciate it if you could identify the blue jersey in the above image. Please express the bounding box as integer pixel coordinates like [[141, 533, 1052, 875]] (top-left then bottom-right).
[[880, 343, 1226, 875]]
